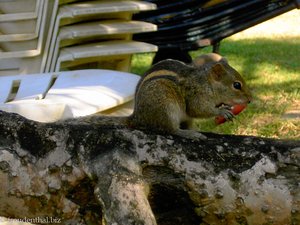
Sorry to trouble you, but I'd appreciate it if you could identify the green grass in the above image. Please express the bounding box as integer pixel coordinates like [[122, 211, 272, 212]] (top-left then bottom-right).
[[131, 11, 300, 139]]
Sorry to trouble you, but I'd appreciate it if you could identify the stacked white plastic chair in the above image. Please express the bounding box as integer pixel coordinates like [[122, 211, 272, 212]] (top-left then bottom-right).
[[43, 0, 157, 72], [0, 0, 157, 74], [0, 0, 157, 123], [0, 0, 48, 75]]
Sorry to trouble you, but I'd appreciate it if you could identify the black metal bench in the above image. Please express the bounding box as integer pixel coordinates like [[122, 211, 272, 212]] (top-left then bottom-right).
[[133, 0, 300, 63]]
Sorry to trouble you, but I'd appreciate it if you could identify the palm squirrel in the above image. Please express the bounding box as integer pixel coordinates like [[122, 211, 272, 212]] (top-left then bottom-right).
[[71, 53, 252, 140]]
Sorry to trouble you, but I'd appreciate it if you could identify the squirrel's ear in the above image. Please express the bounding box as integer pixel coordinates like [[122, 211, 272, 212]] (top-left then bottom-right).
[[209, 63, 226, 81], [193, 53, 224, 67]]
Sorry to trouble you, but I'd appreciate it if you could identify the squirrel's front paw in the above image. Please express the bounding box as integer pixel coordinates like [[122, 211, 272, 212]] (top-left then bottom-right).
[[175, 129, 207, 140], [218, 105, 234, 121]]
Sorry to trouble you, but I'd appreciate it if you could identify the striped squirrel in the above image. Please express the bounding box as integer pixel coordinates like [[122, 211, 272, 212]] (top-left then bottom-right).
[[71, 53, 252, 140]]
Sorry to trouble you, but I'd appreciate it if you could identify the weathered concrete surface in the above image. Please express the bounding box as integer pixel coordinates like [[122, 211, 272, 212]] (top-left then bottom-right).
[[0, 110, 299, 225]]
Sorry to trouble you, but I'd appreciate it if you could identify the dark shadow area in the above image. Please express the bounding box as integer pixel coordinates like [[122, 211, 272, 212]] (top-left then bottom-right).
[[143, 166, 202, 225], [67, 177, 102, 225], [148, 183, 201, 225]]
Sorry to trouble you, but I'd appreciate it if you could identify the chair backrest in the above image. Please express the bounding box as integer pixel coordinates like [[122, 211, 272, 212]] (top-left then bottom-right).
[[0, 69, 140, 121], [0, 76, 16, 103]]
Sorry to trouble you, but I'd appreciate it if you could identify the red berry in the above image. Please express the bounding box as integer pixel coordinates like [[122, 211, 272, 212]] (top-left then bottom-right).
[[232, 104, 246, 115], [215, 104, 247, 125]]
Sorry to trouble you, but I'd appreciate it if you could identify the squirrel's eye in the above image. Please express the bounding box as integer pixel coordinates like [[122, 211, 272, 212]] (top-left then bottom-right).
[[233, 81, 242, 90]]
